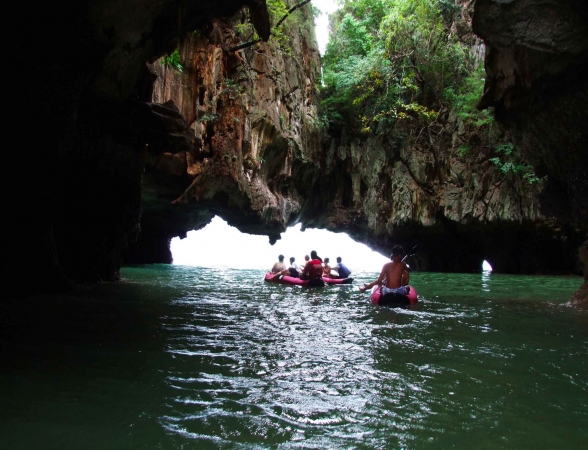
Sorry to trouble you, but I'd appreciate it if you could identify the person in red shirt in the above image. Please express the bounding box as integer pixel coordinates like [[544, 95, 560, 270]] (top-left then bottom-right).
[[302, 250, 325, 287]]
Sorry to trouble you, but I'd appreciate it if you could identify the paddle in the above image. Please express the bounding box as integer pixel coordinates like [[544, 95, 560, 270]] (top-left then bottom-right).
[[402, 242, 420, 265]]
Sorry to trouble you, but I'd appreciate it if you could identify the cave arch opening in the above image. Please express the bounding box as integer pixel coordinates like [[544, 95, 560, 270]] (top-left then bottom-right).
[[482, 260, 493, 272], [170, 216, 389, 272]]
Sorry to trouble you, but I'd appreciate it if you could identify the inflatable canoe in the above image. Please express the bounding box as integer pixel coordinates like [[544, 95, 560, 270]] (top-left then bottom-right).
[[370, 285, 418, 305], [264, 272, 353, 286]]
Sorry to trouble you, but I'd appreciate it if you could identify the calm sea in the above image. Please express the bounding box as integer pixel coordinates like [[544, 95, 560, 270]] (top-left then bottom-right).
[[1, 266, 586, 448]]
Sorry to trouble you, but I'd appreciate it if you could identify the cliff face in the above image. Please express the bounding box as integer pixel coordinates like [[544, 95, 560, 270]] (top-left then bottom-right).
[[129, 7, 323, 263], [473, 0, 588, 224], [5, 0, 587, 300], [471, 0, 588, 302], [6, 0, 269, 294], [136, 1, 584, 275]]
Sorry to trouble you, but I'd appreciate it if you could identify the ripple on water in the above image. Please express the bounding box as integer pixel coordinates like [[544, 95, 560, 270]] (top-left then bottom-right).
[[1, 266, 585, 449]]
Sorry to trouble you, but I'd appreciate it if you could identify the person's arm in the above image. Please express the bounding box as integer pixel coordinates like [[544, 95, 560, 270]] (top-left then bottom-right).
[[359, 266, 386, 292], [401, 262, 410, 286]]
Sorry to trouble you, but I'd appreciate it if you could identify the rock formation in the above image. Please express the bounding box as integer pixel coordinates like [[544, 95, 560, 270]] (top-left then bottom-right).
[[6, 0, 271, 295], [473, 0, 588, 302], [473, 0, 588, 224], [135, 1, 585, 277], [130, 8, 322, 263], [4, 0, 587, 303]]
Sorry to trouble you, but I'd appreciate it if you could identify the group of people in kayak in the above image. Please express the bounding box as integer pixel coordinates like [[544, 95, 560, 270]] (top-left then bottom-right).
[[270, 251, 352, 283], [270, 245, 411, 295]]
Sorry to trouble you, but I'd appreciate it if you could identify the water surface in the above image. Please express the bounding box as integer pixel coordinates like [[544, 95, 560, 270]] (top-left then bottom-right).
[[1, 266, 586, 448]]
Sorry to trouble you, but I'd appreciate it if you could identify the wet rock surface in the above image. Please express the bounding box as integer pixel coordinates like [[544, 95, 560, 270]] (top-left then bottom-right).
[[136, 3, 584, 277], [6, 0, 270, 295], [473, 0, 588, 224], [4, 0, 587, 302]]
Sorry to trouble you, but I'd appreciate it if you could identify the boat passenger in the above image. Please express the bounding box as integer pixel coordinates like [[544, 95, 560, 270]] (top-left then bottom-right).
[[302, 250, 324, 287], [300, 255, 310, 280], [333, 257, 351, 279], [322, 258, 332, 278], [359, 245, 410, 295], [287, 257, 302, 278], [271, 255, 287, 275]]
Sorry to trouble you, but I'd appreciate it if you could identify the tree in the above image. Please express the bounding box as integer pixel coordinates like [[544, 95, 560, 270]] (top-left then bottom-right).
[[321, 0, 472, 133], [229, 0, 313, 52]]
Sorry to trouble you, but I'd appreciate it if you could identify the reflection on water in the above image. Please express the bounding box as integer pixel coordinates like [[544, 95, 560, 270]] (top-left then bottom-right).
[[0, 266, 586, 448], [482, 269, 491, 292]]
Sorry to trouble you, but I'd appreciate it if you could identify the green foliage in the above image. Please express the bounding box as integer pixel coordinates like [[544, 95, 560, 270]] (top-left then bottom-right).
[[458, 145, 470, 158], [198, 113, 217, 123], [312, 113, 331, 130], [267, 0, 293, 54], [443, 66, 493, 126], [232, 1, 312, 55], [311, 5, 322, 19], [220, 78, 243, 98], [235, 21, 254, 36], [321, 0, 470, 133], [489, 143, 542, 184], [438, 0, 462, 22], [161, 49, 183, 72]]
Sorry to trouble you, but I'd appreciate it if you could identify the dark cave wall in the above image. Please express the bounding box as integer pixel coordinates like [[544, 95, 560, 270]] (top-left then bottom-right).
[[473, 0, 588, 224], [5, 0, 270, 295], [138, 12, 585, 277], [3, 0, 587, 302]]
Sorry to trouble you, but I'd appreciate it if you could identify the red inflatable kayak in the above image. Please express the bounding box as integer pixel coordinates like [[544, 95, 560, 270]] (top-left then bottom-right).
[[370, 285, 417, 305], [264, 272, 353, 286]]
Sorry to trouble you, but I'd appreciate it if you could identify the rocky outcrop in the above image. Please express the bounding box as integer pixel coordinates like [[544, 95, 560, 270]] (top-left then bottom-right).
[[472, 0, 588, 302], [569, 239, 588, 308], [473, 0, 588, 224], [134, 1, 584, 276], [6, 0, 270, 295], [4, 0, 586, 301], [128, 7, 323, 263]]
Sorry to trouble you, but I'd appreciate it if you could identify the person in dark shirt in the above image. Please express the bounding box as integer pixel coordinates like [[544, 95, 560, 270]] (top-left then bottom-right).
[[333, 257, 351, 279]]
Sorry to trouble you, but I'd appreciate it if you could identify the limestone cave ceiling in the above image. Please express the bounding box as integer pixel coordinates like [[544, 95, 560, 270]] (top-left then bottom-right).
[[4, 0, 587, 297]]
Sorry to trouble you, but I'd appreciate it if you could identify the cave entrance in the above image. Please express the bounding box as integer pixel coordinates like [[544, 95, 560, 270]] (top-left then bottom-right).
[[482, 260, 493, 272], [170, 216, 388, 272]]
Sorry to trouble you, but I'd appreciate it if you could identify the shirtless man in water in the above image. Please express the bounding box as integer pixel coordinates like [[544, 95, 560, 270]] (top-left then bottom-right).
[[271, 255, 287, 275], [359, 245, 410, 295]]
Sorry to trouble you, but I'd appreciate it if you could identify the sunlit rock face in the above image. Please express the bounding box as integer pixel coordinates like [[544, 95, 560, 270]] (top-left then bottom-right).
[[6, 0, 269, 295], [5, 0, 587, 299], [135, 0, 584, 276], [131, 7, 323, 262]]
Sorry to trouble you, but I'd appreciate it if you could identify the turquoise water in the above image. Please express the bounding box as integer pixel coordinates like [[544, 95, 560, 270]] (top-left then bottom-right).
[[1, 266, 586, 448]]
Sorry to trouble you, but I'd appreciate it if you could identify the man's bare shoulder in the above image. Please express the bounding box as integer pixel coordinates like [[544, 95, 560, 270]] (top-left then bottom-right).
[[382, 261, 396, 270]]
